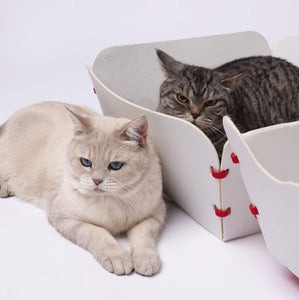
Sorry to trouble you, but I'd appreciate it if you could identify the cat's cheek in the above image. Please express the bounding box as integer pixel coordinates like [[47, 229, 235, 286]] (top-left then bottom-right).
[[184, 114, 194, 123], [194, 118, 204, 129]]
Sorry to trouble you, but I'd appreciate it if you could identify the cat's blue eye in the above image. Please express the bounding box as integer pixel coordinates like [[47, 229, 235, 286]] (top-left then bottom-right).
[[80, 157, 92, 167], [108, 161, 123, 171]]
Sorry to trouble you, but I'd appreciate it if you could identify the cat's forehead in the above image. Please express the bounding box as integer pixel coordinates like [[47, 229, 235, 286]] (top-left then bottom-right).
[[167, 68, 218, 95], [92, 116, 128, 135], [183, 66, 215, 83], [87, 116, 132, 148]]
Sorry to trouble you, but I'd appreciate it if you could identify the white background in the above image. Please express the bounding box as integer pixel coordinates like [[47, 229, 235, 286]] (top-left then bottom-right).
[[1, 1, 299, 299]]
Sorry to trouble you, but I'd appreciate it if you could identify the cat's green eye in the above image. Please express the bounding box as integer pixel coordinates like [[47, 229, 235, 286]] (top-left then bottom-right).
[[177, 94, 189, 104], [205, 99, 218, 106], [80, 157, 92, 167]]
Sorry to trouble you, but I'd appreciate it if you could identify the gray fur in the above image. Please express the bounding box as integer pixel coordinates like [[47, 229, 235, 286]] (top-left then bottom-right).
[[156, 49, 299, 156]]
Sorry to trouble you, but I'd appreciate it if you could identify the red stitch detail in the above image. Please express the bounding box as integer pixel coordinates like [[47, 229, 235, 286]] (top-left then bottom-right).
[[214, 205, 231, 218], [210, 166, 229, 179], [249, 204, 259, 218], [93, 88, 96, 94], [231, 152, 239, 164]]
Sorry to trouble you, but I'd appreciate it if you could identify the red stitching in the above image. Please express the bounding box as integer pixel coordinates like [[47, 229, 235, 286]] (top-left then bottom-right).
[[210, 166, 229, 179], [249, 204, 259, 218], [214, 205, 231, 218], [231, 152, 239, 164], [93, 88, 96, 94]]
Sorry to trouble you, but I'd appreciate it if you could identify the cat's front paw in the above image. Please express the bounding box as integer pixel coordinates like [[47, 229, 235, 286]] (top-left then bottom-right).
[[132, 247, 160, 276], [0, 182, 14, 198], [96, 246, 133, 275], [0, 182, 10, 198]]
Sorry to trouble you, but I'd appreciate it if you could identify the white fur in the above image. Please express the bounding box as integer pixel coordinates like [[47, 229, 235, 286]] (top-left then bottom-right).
[[0, 102, 166, 276]]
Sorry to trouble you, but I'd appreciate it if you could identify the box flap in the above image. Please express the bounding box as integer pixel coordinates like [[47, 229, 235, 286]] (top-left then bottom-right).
[[273, 36, 299, 66]]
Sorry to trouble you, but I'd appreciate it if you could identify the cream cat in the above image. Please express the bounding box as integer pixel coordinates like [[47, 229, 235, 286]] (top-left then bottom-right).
[[0, 102, 165, 276]]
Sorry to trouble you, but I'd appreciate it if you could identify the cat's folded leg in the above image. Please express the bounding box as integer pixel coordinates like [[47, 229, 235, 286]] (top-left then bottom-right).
[[0, 182, 10, 198], [48, 217, 133, 275], [128, 202, 165, 276]]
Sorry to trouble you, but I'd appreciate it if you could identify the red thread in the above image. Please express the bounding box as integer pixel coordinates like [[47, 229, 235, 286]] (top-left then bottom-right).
[[249, 204, 259, 218], [210, 166, 228, 179], [93, 88, 96, 94], [231, 152, 239, 164], [214, 205, 231, 218]]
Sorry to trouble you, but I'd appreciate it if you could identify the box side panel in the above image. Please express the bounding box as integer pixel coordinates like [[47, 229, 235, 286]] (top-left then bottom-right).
[[221, 143, 260, 241], [92, 31, 271, 113], [222, 121, 299, 241], [223, 117, 299, 277], [87, 66, 222, 240], [244, 121, 299, 183]]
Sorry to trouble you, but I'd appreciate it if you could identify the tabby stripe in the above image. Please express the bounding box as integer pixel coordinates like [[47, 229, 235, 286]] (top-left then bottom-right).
[[161, 90, 175, 98], [284, 67, 296, 118]]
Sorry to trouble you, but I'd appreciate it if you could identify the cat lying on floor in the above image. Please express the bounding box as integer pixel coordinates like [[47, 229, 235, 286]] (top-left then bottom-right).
[[0, 101, 166, 276]]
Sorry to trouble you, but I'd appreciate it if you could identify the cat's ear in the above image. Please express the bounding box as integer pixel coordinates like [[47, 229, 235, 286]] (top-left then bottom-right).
[[121, 116, 148, 146], [65, 106, 92, 135], [220, 72, 247, 91], [156, 49, 185, 78]]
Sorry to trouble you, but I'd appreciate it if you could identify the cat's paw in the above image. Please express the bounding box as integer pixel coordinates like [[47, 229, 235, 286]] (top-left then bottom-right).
[[132, 247, 160, 276], [0, 182, 9, 198], [96, 246, 133, 275]]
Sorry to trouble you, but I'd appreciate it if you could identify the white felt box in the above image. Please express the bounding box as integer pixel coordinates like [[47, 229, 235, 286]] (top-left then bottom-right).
[[86, 31, 297, 241], [223, 116, 299, 276]]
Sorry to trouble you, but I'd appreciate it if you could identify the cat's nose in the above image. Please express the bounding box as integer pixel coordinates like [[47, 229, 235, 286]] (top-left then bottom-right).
[[191, 112, 199, 119], [93, 179, 103, 186]]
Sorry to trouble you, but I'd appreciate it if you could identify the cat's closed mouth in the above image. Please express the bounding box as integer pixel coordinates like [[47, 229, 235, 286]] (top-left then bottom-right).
[[94, 188, 104, 193]]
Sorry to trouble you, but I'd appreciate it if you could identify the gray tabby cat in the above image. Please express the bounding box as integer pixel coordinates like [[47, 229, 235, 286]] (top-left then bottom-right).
[[156, 49, 299, 156], [0, 102, 165, 276]]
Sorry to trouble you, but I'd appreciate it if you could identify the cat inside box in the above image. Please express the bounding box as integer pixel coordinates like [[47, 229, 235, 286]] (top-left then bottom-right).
[[156, 49, 299, 157]]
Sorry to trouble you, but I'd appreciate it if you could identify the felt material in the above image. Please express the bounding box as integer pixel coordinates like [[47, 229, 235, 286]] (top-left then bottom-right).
[[273, 36, 299, 66], [224, 116, 299, 277], [230, 152, 240, 164], [249, 204, 259, 218], [214, 206, 231, 218], [210, 166, 228, 179]]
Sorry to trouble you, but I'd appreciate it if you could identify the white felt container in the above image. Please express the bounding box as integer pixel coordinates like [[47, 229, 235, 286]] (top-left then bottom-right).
[[86, 31, 297, 241], [223, 116, 299, 276]]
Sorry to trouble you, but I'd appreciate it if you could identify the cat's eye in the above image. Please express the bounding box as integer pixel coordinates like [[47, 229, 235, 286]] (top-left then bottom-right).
[[205, 99, 218, 106], [80, 157, 92, 167], [177, 94, 189, 104], [108, 161, 124, 171]]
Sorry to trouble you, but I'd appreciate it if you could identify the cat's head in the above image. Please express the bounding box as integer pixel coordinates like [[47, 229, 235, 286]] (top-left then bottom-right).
[[156, 49, 245, 137], [65, 108, 154, 199]]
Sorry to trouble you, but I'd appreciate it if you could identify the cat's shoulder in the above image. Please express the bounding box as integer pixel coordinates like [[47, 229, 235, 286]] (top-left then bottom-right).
[[219, 55, 296, 70]]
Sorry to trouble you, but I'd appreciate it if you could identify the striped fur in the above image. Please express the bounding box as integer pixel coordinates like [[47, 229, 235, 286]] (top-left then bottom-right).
[[156, 49, 299, 157]]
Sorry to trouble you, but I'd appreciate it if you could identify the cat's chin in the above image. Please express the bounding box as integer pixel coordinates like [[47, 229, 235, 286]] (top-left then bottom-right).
[[76, 187, 105, 196], [93, 188, 105, 194]]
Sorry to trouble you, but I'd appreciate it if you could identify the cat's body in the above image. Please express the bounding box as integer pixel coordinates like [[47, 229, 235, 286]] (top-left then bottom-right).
[[0, 102, 165, 276], [157, 50, 299, 156]]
